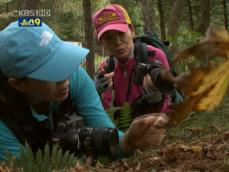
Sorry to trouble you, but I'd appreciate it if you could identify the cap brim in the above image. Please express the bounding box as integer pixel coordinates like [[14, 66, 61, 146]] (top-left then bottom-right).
[[97, 23, 129, 40], [27, 41, 89, 82]]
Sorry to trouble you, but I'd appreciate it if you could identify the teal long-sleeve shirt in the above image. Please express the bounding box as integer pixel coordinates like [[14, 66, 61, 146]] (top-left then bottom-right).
[[0, 67, 124, 160]]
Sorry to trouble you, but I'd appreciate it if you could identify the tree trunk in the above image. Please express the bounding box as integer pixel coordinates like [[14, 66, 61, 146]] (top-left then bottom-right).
[[187, 0, 194, 30], [140, 0, 156, 32], [83, 0, 95, 78], [223, 0, 228, 30], [157, 0, 166, 40], [196, 0, 210, 34], [6, 3, 9, 12], [167, 0, 186, 36], [19, 0, 40, 9]]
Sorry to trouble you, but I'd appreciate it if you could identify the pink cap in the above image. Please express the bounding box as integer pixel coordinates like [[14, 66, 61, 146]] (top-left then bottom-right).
[[93, 4, 132, 40]]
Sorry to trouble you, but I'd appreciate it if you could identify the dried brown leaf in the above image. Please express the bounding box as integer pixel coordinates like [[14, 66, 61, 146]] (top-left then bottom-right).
[[168, 27, 229, 126]]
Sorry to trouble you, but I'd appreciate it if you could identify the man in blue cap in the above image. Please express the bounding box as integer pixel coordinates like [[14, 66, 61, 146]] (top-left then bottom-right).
[[0, 21, 168, 161]]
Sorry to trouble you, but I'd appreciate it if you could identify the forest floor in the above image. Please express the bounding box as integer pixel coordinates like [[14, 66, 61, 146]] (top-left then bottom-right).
[[65, 90, 229, 172], [0, 91, 229, 172], [92, 131, 229, 172]]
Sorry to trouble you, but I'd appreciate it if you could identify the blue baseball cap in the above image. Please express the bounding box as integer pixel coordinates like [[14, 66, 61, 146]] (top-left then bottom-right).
[[0, 21, 89, 82]]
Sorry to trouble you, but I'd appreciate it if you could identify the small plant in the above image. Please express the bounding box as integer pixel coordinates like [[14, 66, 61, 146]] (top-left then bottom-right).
[[118, 102, 134, 131], [3, 142, 79, 172], [107, 102, 133, 131]]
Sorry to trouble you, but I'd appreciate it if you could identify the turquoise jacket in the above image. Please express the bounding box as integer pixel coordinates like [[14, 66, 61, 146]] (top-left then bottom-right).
[[0, 67, 124, 160]]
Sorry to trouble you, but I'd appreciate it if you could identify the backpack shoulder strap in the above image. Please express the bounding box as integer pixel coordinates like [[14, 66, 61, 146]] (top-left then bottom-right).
[[134, 38, 148, 64]]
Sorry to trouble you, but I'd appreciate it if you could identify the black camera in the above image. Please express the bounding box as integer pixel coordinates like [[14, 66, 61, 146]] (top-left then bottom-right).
[[133, 62, 174, 94], [52, 113, 119, 158]]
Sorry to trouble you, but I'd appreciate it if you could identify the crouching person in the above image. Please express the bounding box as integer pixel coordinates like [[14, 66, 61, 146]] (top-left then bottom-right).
[[0, 21, 168, 161]]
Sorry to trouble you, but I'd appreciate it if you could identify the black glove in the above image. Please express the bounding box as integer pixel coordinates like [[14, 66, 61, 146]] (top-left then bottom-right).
[[141, 86, 163, 104], [132, 87, 163, 116], [94, 74, 109, 95]]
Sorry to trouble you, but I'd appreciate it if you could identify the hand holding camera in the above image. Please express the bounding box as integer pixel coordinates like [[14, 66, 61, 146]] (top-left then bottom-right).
[[94, 70, 114, 95], [134, 62, 174, 94], [142, 73, 163, 104]]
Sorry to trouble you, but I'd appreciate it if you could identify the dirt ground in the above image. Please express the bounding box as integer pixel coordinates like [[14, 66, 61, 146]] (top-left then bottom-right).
[[0, 131, 228, 172], [59, 130, 229, 172]]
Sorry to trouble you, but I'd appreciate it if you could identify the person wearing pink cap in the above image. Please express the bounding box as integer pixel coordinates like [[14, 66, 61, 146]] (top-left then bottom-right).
[[93, 4, 171, 124]]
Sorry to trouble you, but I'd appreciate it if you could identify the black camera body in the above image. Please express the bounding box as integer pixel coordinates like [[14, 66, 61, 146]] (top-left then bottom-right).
[[133, 62, 174, 94], [52, 112, 119, 157]]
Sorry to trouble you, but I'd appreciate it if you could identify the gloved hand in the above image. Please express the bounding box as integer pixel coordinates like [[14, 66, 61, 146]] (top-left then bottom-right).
[[142, 87, 163, 104], [122, 113, 168, 155], [94, 72, 114, 95], [142, 73, 163, 104]]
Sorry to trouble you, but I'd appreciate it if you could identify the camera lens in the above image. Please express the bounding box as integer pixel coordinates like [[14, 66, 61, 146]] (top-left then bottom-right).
[[82, 127, 119, 157], [54, 114, 119, 157], [150, 68, 174, 94], [106, 128, 119, 156]]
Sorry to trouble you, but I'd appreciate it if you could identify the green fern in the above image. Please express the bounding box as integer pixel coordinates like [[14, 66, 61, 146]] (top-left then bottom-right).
[[35, 149, 44, 171], [3, 143, 79, 172], [118, 102, 134, 131], [43, 143, 50, 164], [62, 150, 70, 166], [106, 102, 134, 131], [106, 106, 122, 125], [56, 148, 63, 169]]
